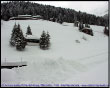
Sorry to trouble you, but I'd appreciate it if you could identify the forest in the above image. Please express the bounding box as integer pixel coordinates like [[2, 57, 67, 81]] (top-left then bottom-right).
[[1, 1, 108, 26]]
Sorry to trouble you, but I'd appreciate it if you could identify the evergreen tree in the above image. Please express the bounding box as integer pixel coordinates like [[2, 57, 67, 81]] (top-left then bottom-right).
[[79, 22, 84, 31], [15, 24, 27, 50], [74, 13, 78, 27], [39, 31, 50, 50], [10, 23, 27, 50], [46, 31, 50, 48], [26, 25, 32, 35], [10, 22, 18, 46], [57, 13, 63, 24], [39, 31, 47, 49], [79, 22, 81, 31], [16, 36, 27, 50], [82, 23, 84, 29]]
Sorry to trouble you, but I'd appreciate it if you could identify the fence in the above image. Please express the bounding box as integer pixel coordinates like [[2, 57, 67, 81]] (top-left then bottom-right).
[[1, 58, 27, 69]]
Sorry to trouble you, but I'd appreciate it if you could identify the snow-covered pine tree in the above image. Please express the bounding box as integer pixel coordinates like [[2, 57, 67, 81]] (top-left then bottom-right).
[[16, 37, 22, 50], [39, 30, 48, 50], [16, 36, 27, 50], [79, 22, 82, 31], [79, 22, 84, 31], [58, 13, 63, 24], [82, 23, 84, 29], [10, 22, 18, 46], [15, 24, 27, 50], [26, 25, 32, 35], [46, 31, 50, 48]]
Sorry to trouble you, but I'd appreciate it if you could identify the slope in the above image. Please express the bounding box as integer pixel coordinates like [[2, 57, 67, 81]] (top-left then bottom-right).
[[1, 20, 108, 85]]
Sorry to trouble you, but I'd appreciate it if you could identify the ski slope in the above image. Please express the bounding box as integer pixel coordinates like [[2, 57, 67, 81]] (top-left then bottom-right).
[[1, 20, 108, 86]]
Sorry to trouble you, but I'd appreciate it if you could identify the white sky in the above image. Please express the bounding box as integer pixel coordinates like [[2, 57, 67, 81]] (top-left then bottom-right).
[[1, 1, 108, 16]]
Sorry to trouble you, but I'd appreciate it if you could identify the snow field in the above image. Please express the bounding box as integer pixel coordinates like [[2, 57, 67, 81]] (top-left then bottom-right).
[[1, 20, 108, 85]]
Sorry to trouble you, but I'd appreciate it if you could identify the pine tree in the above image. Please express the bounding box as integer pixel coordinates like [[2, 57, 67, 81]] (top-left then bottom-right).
[[15, 24, 27, 50], [46, 31, 50, 48], [39, 31, 50, 50], [58, 13, 63, 24], [39, 31, 47, 49], [79, 22, 84, 31], [16, 36, 27, 50], [82, 23, 84, 29], [26, 25, 32, 35], [10, 23, 18, 46], [79, 22, 82, 31]]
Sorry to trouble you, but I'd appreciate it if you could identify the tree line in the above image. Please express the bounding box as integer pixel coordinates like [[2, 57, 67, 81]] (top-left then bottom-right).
[[1, 1, 108, 26]]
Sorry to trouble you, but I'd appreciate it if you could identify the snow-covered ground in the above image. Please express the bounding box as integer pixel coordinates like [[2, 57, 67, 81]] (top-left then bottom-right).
[[1, 20, 108, 87]]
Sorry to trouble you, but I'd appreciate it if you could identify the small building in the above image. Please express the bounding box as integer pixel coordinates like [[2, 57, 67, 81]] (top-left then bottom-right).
[[82, 27, 93, 36], [17, 15, 32, 20], [32, 15, 42, 20], [25, 35, 40, 46], [18, 15, 32, 17], [9, 17, 16, 20], [10, 15, 43, 20], [10, 15, 32, 20]]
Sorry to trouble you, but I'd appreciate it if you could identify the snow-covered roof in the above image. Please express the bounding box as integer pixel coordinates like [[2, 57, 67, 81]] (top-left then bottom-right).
[[17, 17, 32, 18], [82, 27, 92, 30], [9, 17, 15, 19], [18, 15, 32, 17], [25, 35, 39, 39], [32, 15, 42, 18]]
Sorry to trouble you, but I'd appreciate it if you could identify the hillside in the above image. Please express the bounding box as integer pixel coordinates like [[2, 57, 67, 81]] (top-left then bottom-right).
[[1, 20, 108, 86], [1, 1, 108, 26]]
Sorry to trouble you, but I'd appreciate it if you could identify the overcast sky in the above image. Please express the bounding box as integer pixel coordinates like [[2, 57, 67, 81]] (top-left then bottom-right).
[[1, 1, 108, 16]]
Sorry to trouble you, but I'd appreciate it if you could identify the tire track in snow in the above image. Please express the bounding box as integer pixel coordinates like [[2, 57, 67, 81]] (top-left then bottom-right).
[[78, 51, 107, 61], [77, 51, 108, 68]]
